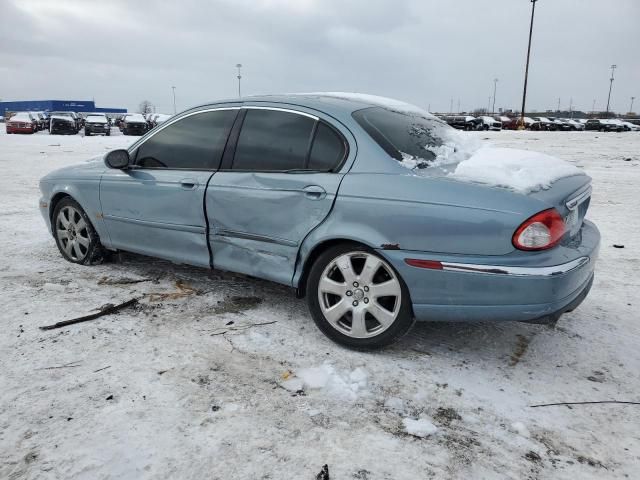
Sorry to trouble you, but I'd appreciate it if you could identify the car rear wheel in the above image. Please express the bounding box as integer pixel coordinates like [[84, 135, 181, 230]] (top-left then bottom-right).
[[52, 198, 105, 265], [306, 243, 414, 350]]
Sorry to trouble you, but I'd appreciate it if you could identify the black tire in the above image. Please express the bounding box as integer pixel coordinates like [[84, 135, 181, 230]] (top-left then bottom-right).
[[52, 197, 105, 265], [85, 129, 91, 136], [306, 243, 415, 350]]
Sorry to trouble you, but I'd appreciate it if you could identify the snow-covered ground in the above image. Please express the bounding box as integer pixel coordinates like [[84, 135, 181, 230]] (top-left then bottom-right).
[[1, 128, 639, 479]]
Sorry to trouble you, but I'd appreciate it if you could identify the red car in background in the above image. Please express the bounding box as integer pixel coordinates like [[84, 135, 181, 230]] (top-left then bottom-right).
[[5, 112, 37, 134]]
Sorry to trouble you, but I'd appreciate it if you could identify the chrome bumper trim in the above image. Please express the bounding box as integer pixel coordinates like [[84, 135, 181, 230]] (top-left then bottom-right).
[[441, 256, 590, 277]]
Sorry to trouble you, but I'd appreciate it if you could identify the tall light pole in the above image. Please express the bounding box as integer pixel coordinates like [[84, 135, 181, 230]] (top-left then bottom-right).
[[171, 86, 176, 114], [605, 64, 617, 116], [519, 0, 539, 129], [630, 96, 635, 114], [592, 99, 596, 113], [492, 78, 498, 114], [236, 63, 243, 98], [487, 96, 491, 114]]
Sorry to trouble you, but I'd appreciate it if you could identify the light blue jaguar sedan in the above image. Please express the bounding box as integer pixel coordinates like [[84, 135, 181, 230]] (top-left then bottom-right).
[[39, 93, 599, 349]]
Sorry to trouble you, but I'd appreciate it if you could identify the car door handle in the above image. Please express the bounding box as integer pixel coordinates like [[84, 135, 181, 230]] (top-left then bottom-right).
[[180, 179, 198, 190], [303, 185, 326, 200]]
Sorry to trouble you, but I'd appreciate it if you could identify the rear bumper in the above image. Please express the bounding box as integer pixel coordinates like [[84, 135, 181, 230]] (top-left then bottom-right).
[[379, 220, 600, 323]]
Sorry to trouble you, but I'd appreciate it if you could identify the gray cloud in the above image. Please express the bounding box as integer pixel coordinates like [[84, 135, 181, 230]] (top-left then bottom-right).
[[1, 0, 638, 114]]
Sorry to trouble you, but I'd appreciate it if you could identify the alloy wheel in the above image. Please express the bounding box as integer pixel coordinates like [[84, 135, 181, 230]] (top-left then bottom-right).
[[317, 251, 402, 339], [56, 206, 90, 261]]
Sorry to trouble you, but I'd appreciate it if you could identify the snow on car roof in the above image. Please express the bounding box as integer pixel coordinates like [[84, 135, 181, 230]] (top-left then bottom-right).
[[9, 113, 32, 121], [125, 114, 147, 123], [86, 114, 108, 123]]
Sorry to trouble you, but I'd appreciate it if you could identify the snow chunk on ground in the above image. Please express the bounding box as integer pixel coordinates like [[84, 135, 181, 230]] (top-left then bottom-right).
[[450, 147, 585, 193], [511, 421, 530, 437], [281, 363, 368, 400], [403, 417, 438, 438]]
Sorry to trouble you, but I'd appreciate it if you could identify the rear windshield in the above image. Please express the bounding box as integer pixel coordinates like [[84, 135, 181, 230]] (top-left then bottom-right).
[[352, 106, 478, 168]]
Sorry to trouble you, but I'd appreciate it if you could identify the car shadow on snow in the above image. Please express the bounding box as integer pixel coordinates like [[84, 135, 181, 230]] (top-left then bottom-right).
[[102, 251, 550, 366]]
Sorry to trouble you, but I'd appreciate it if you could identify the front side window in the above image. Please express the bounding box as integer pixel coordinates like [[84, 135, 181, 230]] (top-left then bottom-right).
[[135, 109, 236, 170], [232, 109, 315, 171]]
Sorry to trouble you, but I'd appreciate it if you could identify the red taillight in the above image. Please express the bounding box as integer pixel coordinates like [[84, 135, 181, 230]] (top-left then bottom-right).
[[512, 208, 565, 251], [404, 259, 443, 270]]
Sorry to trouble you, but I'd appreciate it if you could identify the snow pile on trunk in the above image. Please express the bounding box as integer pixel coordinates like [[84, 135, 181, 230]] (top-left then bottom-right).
[[402, 417, 438, 438], [281, 363, 368, 400], [449, 147, 584, 194]]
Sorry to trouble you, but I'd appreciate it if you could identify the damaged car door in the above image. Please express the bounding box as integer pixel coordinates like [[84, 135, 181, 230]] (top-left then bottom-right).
[[206, 106, 348, 285], [100, 108, 238, 267]]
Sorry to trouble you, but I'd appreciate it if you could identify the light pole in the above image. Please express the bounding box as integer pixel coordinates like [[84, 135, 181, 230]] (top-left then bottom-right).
[[171, 86, 176, 114], [487, 96, 491, 114], [605, 64, 617, 116], [236, 63, 243, 98], [592, 99, 596, 113], [630, 96, 635, 114], [519, 0, 539, 129], [492, 78, 498, 114]]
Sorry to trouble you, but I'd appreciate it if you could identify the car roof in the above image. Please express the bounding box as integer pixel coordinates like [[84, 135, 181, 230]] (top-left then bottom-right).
[[196, 93, 424, 118]]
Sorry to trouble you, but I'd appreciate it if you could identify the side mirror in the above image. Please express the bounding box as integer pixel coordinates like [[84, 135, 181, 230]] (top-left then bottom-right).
[[105, 149, 130, 169]]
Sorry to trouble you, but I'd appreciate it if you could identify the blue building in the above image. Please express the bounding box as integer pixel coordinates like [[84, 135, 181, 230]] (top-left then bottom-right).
[[1, 100, 127, 117]]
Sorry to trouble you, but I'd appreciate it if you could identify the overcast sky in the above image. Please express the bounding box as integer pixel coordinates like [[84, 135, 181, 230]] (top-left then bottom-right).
[[1, 0, 638, 114]]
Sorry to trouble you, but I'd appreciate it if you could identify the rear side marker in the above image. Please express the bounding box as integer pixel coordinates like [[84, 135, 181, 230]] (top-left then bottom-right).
[[404, 259, 443, 270]]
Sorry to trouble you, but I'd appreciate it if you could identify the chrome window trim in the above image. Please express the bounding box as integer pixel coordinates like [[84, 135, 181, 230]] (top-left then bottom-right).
[[440, 256, 589, 277], [242, 105, 319, 120], [127, 106, 241, 155]]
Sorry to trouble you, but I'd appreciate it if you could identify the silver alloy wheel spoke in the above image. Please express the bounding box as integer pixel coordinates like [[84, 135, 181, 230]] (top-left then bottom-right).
[[59, 209, 70, 228], [318, 251, 402, 339], [324, 299, 350, 325], [350, 308, 368, 337], [75, 218, 87, 232], [319, 277, 346, 296], [368, 302, 396, 328], [369, 279, 401, 298], [336, 256, 357, 285], [72, 242, 82, 259], [56, 229, 68, 242], [76, 235, 90, 248], [64, 239, 74, 256], [360, 255, 381, 285]]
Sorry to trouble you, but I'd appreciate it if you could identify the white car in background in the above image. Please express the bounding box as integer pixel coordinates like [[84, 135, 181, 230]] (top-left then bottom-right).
[[620, 121, 639, 132], [477, 116, 501, 131]]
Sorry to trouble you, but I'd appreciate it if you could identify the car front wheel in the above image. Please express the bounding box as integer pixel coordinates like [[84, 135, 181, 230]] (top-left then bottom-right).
[[306, 244, 414, 349], [52, 198, 105, 265]]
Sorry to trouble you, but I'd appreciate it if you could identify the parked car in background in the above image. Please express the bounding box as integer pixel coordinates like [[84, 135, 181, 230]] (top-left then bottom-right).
[[443, 115, 479, 130], [154, 113, 172, 127], [50, 113, 79, 135], [38, 93, 600, 349], [499, 117, 520, 130], [477, 116, 502, 131], [532, 117, 555, 131], [521, 117, 541, 130], [84, 114, 111, 136], [551, 118, 571, 131], [5, 112, 37, 134], [121, 114, 148, 135], [562, 119, 585, 131], [585, 119, 621, 132], [620, 121, 639, 131]]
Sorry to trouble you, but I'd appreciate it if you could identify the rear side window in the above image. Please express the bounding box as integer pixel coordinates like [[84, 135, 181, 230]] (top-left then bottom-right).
[[232, 109, 315, 171], [135, 109, 236, 170], [309, 122, 346, 171]]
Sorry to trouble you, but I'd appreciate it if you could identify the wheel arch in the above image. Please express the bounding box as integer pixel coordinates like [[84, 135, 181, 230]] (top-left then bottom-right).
[[294, 237, 378, 298]]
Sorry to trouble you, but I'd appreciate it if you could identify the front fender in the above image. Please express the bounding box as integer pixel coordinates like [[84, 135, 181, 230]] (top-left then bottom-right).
[[41, 178, 112, 248]]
